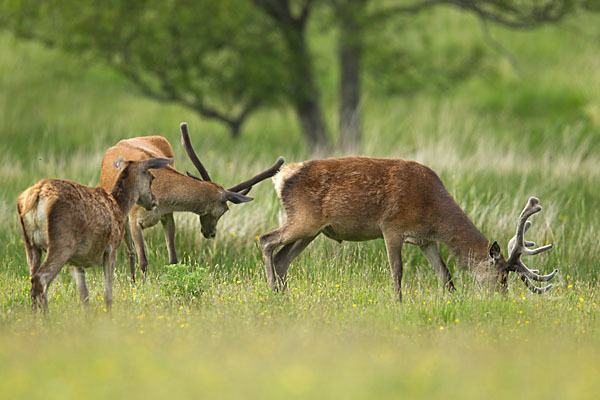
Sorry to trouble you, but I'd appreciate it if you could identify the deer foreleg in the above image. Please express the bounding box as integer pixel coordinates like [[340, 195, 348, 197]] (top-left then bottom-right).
[[102, 246, 117, 312], [131, 220, 149, 278], [124, 216, 137, 283], [69, 266, 89, 306], [383, 233, 404, 302], [161, 213, 178, 265], [420, 242, 455, 292]]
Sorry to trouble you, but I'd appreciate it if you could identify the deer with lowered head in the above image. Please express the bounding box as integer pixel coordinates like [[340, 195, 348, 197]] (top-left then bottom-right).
[[100, 122, 284, 282], [17, 156, 172, 311], [259, 157, 557, 300]]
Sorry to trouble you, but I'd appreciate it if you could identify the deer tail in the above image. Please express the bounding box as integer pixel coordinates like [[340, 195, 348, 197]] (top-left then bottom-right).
[[17, 185, 42, 217]]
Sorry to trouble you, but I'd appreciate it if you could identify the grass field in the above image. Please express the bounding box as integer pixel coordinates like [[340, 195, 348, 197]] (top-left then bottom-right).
[[1, 9, 600, 399]]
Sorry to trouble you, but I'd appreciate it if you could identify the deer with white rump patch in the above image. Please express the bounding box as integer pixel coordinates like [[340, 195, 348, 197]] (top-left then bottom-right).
[[100, 122, 284, 282], [260, 157, 557, 299], [18, 156, 172, 311]]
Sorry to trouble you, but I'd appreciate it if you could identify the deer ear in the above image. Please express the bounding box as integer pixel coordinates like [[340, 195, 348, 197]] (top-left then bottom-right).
[[489, 241, 502, 260], [222, 190, 253, 204]]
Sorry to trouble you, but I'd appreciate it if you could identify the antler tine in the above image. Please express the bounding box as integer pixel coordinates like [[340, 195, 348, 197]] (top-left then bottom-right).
[[507, 197, 552, 264], [516, 221, 536, 247], [515, 260, 558, 282], [509, 222, 552, 258], [227, 156, 285, 193], [507, 197, 558, 293], [520, 274, 554, 294], [523, 243, 554, 256], [180, 122, 211, 182]]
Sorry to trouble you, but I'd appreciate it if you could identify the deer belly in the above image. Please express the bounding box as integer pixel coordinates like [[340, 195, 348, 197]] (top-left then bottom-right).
[[403, 233, 429, 246], [322, 223, 382, 242], [69, 239, 107, 267]]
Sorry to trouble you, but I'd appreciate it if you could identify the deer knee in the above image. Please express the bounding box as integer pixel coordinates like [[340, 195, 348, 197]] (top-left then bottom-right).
[[259, 233, 278, 254]]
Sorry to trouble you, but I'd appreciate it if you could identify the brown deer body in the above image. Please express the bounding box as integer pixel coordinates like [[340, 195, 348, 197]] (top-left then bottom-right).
[[260, 157, 557, 299], [18, 157, 172, 311], [100, 123, 284, 281]]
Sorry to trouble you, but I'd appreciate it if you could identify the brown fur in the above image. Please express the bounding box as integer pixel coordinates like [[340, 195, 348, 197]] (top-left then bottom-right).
[[261, 156, 495, 300], [18, 158, 170, 311], [99, 131, 275, 282], [100, 136, 233, 280], [19, 179, 125, 265]]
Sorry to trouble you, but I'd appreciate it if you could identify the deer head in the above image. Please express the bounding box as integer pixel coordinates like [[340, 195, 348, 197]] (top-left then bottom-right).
[[489, 197, 558, 293], [180, 122, 284, 238]]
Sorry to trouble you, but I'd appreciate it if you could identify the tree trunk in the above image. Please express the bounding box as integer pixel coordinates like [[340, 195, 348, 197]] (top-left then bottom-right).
[[252, 0, 330, 154], [336, 1, 364, 153], [296, 96, 329, 154], [284, 28, 329, 154]]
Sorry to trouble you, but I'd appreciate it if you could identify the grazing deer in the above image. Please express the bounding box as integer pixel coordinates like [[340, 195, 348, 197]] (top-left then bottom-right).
[[17, 157, 172, 311], [260, 157, 557, 300], [100, 122, 284, 282]]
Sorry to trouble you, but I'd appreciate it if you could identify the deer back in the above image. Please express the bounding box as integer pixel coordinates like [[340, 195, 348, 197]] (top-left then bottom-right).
[[100, 136, 175, 191], [275, 158, 448, 223]]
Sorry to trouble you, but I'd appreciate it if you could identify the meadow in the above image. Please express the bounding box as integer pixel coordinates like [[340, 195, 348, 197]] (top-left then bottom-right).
[[1, 9, 599, 399]]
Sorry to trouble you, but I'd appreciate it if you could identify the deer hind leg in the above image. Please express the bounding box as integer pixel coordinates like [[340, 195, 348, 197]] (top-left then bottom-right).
[[18, 217, 42, 276], [419, 242, 455, 292], [260, 222, 319, 291], [31, 245, 74, 312], [24, 240, 42, 277], [124, 216, 137, 283], [69, 266, 89, 306], [273, 237, 316, 291], [383, 232, 404, 302], [161, 213, 178, 265]]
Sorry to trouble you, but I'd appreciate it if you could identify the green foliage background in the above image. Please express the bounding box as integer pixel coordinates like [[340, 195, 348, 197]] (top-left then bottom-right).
[[0, 7, 599, 400]]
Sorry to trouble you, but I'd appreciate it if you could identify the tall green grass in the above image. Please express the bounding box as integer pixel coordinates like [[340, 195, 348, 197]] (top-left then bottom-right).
[[0, 9, 599, 399]]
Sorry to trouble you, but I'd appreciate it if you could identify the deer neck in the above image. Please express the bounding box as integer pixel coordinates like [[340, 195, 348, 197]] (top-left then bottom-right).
[[436, 206, 490, 270], [110, 168, 137, 216]]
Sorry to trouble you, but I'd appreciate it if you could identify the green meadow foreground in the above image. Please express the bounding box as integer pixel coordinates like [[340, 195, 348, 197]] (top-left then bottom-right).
[[1, 11, 600, 400]]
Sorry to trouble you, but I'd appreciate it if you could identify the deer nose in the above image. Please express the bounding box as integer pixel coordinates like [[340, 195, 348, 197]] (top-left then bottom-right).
[[151, 197, 159, 210]]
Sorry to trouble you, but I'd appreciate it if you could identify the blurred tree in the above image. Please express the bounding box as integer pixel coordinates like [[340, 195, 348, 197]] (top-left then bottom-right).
[[255, 0, 593, 152], [1, 0, 290, 137], [0, 0, 595, 153]]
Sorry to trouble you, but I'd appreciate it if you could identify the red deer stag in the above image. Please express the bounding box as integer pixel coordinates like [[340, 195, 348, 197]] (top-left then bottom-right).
[[18, 157, 172, 311], [259, 157, 557, 300], [100, 122, 284, 282]]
